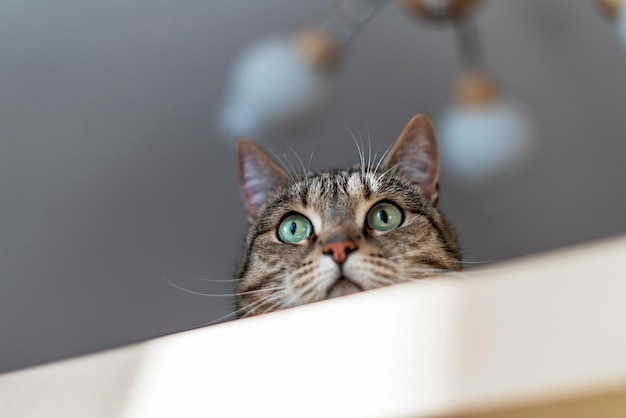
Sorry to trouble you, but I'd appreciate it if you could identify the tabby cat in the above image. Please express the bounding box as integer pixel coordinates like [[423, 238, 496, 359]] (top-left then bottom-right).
[[235, 114, 460, 317]]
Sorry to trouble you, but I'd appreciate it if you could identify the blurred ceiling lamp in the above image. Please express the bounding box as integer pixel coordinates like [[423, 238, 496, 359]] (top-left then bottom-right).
[[220, 0, 388, 142], [399, 0, 481, 22], [438, 72, 533, 184], [402, 0, 534, 185], [596, 0, 626, 49]]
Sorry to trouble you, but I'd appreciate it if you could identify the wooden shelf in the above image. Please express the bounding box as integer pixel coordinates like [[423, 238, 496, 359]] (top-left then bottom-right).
[[2, 235, 626, 417]]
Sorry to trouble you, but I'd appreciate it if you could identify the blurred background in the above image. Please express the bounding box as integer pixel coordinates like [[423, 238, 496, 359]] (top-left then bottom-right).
[[1, 0, 625, 373]]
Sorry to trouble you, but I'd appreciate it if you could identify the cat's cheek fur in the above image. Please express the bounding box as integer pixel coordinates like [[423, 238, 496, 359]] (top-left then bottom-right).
[[343, 253, 394, 289], [287, 256, 340, 304]]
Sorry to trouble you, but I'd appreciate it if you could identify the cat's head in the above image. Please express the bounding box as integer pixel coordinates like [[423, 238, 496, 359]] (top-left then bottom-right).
[[235, 114, 460, 317]]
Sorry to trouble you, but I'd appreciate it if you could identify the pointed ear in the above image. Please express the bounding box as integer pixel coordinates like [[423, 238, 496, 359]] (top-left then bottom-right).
[[237, 138, 289, 222], [382, 114, 440, 205]]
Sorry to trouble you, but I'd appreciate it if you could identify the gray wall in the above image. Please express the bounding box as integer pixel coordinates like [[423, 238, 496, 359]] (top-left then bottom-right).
[[1, 0, 625, 373]]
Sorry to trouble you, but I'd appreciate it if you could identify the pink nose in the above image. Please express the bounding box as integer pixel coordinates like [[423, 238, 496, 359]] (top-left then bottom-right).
[[322, 240, 357, 264]]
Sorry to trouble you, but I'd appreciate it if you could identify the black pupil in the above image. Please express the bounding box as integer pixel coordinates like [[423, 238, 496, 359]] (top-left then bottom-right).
[[379, 209, 388, 223], [289, 221, 297, 235]]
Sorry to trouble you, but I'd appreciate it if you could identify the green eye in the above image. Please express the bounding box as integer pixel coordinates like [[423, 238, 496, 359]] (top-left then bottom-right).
[[367, 202, 403, 232], [277, 214, 313, 244]]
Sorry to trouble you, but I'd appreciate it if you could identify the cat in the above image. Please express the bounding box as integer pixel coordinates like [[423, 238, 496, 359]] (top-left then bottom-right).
[[235, 114, 461, 318]]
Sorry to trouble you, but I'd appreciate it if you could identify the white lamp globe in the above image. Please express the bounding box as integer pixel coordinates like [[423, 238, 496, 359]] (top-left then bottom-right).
[[618, 3, 626, 49], [595, 0, 626, 49], [437, 73, 534, 184], [220, 31, 339, 141]]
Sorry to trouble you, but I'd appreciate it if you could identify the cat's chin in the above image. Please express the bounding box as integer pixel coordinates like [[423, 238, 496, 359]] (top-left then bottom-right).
[[326, 277, 363, 299]]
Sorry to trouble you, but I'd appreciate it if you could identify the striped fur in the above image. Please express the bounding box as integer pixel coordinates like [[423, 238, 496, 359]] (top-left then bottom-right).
[[235, 115, 461, 317]]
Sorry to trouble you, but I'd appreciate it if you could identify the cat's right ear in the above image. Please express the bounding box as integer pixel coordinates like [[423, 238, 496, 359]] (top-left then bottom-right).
[[237, 138, 289, 222], [381, 114, 440, 205]]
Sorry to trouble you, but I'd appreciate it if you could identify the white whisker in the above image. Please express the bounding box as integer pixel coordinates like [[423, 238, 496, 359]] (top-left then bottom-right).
[[278, 140, 309, 188], [197, 292, 284, 327], [343, 124, 365, 181], [295, 274, 327, 302], [307, 148, 316, 175], [163, 276, 282, 297], [265, 145, 296, 183], [241, 293, 286, 318], [248, 297, 287, 317], [186, 275, 241, 283], [375, 166, 395, 183], [373, 144, 393, 177], [283, 152, 299, 180], [366, 125, 373, 171]]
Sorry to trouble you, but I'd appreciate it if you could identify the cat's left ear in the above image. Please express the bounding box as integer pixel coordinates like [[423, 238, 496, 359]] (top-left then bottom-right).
[[382, 114, 440, 205], [237, 138, 290, 222]]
